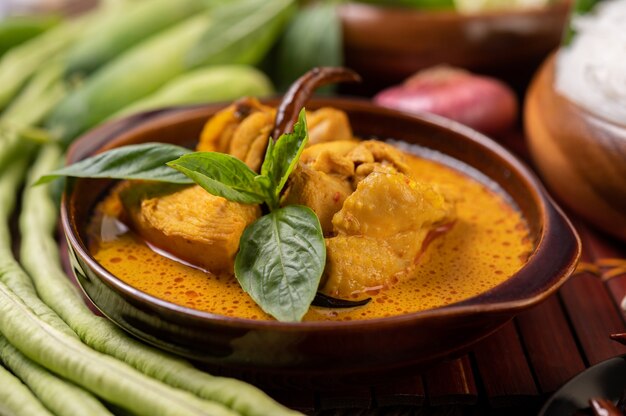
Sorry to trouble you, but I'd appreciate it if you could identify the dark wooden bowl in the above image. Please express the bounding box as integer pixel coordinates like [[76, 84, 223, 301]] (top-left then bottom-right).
[[61, 98, 580, 387], [339, 1, 571, 93], [525, 55, 626, 242]]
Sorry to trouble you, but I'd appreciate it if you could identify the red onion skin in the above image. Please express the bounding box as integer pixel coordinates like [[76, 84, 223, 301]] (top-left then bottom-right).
[[373, 67, 518, 136]]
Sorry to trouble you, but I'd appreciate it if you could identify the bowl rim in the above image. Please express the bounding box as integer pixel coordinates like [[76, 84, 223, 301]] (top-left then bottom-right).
[[61, 97, 581, 331]]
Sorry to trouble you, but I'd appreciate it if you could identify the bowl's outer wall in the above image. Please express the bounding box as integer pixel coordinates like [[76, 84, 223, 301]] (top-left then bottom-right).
[[63, 99, 580, 381], [339, 1, 570, 94], [525, 55, 626, 241]]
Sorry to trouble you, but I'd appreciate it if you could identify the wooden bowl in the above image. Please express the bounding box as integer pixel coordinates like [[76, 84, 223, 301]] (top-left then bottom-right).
[[61, 98, 580, 387], [339, 1, 571, 93], [525, 55, 626, 241]]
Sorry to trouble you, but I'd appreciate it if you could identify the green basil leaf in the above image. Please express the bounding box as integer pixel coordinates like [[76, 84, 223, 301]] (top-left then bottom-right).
[[167, 152, 267, 204], [260, 108, 308, 201], [35, 142, 193, 185], [234, 205, 326, 322]]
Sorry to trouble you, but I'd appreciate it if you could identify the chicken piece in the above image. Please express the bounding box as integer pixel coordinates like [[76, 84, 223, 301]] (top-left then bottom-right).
[[228, 110, 274, 171], [357, 140, 408, 171], [300, 140, 410, 185], [322, 171, 455, 298], [197, 100, 354, 172], [300, 140, 359, 166], [281, 139, 419, 238], [282, 164, 353, 236], [196, 98, 275, 171], [119, 183, 260, 273], [353, 162, 398, 185], [345, 143, 375, 165], [333, 172, 452, 238], [322, 236, 408, 297], [306, 108, 354, 145], [310, 150, 355, 177], [282, 140, 361, 235]]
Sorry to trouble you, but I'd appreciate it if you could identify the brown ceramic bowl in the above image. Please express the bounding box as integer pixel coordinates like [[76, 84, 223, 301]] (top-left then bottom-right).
[[61, 98, 579, 386], [525, 54, 626, 242], [339, 1, 571, 93]]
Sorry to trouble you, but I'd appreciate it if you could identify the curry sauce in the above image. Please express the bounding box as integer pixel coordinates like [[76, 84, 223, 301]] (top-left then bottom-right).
[[90, 151, 532, 322]]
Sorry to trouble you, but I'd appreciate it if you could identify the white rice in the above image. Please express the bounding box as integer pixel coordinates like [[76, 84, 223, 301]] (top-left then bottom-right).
[[555, 0, 626, 125]]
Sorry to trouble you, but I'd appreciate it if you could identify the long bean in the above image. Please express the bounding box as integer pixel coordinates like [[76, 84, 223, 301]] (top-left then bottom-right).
[[64, 0, 210, 78], [0, 62, 66, 130], [0, 278, 239, 416], [0, 157, 76, 338], [0, 17, 84, 111], [0, 79, 61, 350], [0, 130, 31, 178], [0, 16, 60, 58], [0, 0, 132, 112], [0, 362, 54, 416], [21, 145, 301, 416], [0, 334, 113, 416], [46, 13, 212, 145]]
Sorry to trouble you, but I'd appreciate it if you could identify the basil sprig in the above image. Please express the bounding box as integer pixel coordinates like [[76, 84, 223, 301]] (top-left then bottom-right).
[[235, 205, 325, 322], [40, 109, 326, 322], [169, 109, 325, 322], [35, 143, 194, 185], [165, 152, 267, 205]]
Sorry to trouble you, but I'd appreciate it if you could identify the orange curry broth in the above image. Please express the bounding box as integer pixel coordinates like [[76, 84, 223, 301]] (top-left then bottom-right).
[[90, 152, 532, 322]]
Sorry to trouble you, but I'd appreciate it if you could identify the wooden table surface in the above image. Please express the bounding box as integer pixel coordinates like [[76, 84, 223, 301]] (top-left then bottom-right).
[[261, 133, 626, 416]]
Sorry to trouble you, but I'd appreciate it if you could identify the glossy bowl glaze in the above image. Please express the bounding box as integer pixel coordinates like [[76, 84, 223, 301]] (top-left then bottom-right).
[[62, 98, 580, 386], [339, 1, 570, 93], [525, 55, 626, 242]]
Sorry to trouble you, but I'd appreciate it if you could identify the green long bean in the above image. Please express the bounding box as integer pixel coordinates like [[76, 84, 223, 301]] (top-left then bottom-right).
[[0, 334, 113, 416], [0, 157, 76, 338], [0, 0, 133, 112], [21, 145, 301, 416], [1, 61, 66, 131], [0, 17, 84, 111], [0, 362, 54, 416], [0, 278, 239, 416]]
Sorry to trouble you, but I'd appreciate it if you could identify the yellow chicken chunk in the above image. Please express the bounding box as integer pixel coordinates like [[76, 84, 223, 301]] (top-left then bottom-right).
[[119, 184, 260, 273], [306, 108, 354, 145], [196, 98, 275, 171], [197, 98, 273, 151], [197, 100, 355, 173], [322, 236, 408, 298], [300, 140, 359, 168], [282, 165, 353, 236], [333, 172, 453, 238], [228, 110, 274, 171], [322, 171, 455, 298]]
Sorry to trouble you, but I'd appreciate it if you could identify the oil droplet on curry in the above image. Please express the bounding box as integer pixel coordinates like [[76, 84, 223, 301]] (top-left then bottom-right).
[[89, 99, 532, 322]]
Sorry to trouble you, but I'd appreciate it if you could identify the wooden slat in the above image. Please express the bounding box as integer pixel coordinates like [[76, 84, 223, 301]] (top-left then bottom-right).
[[318, 386, 373, 410], [559, 238, 626, 365], [473, 321, 538, 407], [373, 376, 425, 407], [424, 357, 478, 406], [516, 295, 586, 393], [577, 223, 626, 310]]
